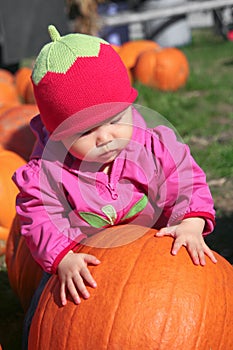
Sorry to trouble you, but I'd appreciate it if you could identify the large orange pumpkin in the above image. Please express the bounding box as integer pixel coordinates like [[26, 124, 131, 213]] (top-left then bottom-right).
[[134, 47, 189, 91], [0, 150, 25, 255], [117, 40, 160, 69], [26, 225, 233, 350], [0, 104, 39, 160], [5, 215, 43, 311]]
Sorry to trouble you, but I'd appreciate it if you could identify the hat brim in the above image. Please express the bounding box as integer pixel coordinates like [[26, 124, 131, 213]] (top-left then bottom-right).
[[49, 88, 138, 141]]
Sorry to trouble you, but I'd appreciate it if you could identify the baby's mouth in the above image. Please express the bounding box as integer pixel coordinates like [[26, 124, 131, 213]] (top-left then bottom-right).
[[99, 145, 118, 157], [101, 149, 116, 156]]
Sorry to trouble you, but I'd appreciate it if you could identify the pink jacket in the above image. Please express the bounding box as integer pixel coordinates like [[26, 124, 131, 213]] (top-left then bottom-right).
[[13, 108, 215, 273]]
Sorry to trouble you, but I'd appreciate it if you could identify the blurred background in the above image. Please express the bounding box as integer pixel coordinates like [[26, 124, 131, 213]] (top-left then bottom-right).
[[1, 0, 233, 71]]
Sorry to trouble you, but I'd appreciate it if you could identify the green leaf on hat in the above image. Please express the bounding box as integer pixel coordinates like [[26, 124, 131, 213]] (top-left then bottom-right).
[[32, 25, 108, 85]]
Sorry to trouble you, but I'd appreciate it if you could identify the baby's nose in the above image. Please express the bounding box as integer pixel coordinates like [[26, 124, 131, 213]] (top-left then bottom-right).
[[96, 125, 114, 146]]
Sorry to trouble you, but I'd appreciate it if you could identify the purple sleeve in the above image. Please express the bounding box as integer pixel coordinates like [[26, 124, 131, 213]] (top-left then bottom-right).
[[12, 160, 87, 273], [151, 126, 215, 234]]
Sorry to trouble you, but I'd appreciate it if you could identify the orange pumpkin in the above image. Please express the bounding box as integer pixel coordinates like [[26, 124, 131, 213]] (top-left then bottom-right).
[[117, 40, 160, 69], [0, 103, 20, 115], [27, 225, 233, 350], [5, 215, 43, 311], [0, 104, 39, 160], [134, 47, 189, 91], [111, 44, 121, 53], [127, 68, 133, 85], [0, 68, 14, 84], [24, 79, 36, 104], [15, 67, 33, 101], [0, 150, 25, 255], [0, 81, 20, 107]]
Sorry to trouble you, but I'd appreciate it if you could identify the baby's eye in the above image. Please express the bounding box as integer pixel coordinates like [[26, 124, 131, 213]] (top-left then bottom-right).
[[110, 116, 122, 125], [80, 129, 92, 137]]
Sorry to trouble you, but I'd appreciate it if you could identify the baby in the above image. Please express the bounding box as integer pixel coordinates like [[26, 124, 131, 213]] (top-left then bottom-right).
[[13, 25, 217, 310]]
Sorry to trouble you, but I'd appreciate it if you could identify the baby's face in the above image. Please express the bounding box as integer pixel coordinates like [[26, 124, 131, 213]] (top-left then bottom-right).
[[62, 106, 133, 164]]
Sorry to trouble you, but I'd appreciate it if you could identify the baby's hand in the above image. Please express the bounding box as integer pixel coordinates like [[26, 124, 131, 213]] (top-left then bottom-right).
[[155, 217, 217, 266], [57, 251, 100, 306]]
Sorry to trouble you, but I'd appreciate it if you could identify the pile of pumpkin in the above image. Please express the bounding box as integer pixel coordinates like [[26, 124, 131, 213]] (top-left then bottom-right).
[[0, 67, 39, 258], [112, 39, 189, 91], [0, 66, 39, 159]]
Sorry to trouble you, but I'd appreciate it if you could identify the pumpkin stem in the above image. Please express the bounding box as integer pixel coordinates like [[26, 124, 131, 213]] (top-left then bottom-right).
[[48, 25, 61, 42]]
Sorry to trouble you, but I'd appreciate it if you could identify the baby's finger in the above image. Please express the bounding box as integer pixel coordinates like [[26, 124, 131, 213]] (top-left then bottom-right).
[[204, 246, 217, 264], [66, 278, 81, 304], [81, 266, 97, 289], [186, 243, 207, 266], [73, 273, 90, 299], [60, 281, 67, 306], [188, 249, 201, 265], [83, 254, 101, 266], [185, 243, 202, 265], [156, 225, 178, 237], [197, 249, 206, 266], [171, 237, 185, 256]]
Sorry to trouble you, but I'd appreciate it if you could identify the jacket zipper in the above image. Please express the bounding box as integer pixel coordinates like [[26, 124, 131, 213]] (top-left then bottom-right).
[[106, 183, 118, 200]]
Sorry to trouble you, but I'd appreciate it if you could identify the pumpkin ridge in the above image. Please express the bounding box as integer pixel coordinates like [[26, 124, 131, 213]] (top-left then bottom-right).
[[105, 250, 142, 346], [217, 263, 231, 349], [64, 304, 79, 349], [213, 260, 230, 349], [107, 233, 152, 346], [29, 277, 56, 348], [43, 279, 60, 349], [193, 269, 210, 349], [43, 296, 54, 349], [211, 261, 230, 349], [157, 258, 178, 347], [37, 288, 50, 348], [66, 243, 119, 349]]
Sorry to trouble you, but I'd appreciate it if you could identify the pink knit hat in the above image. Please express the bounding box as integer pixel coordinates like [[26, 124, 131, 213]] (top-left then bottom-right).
[[31, 25, 138, 140]]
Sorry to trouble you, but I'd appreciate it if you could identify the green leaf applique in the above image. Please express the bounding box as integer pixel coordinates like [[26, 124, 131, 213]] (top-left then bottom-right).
[[101, 205, 117, 225], [122, 194, 148, 221], [79, 212, 110, 228], [79, 195, 148, 228]]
